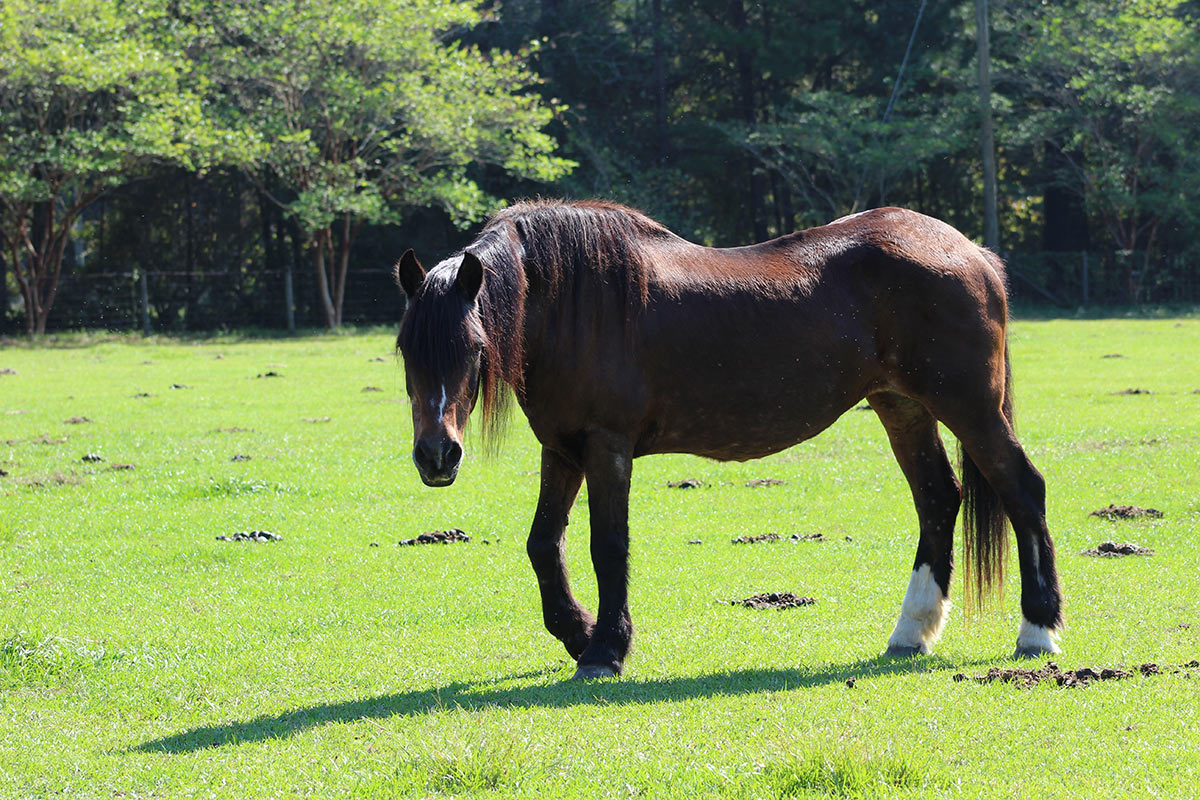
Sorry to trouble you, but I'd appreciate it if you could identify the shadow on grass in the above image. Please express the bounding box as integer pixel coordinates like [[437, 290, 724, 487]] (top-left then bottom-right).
[[135, 653, 993, 754]]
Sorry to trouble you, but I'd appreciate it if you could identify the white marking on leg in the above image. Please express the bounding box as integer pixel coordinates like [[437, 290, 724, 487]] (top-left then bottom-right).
[[1015, 618, 1061, 655], [887, 564, 950, 653]]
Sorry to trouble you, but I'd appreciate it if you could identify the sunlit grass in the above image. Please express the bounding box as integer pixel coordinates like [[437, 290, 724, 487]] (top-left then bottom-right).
[[1, 317, 1198, 798]]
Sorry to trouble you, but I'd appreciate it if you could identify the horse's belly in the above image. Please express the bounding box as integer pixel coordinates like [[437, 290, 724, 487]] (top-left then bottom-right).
[[639, 388, 861, 461]]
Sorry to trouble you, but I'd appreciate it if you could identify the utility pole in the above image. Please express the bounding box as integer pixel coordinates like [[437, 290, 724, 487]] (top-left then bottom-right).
[[976, 0, 999, 250]]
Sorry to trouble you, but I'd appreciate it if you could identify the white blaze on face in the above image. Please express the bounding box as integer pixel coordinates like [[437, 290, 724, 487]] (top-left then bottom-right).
[[887, 564, 951, 653], [431, 384, 447, 421]]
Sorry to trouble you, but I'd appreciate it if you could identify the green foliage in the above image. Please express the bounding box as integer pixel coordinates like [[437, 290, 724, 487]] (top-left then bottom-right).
[[0, 0, 261, 333], [998, 0, 1200, 292], [188, 0, 573, 233]]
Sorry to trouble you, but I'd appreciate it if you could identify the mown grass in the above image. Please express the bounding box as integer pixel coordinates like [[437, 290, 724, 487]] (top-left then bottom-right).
[[1, 318, 1198, 798]]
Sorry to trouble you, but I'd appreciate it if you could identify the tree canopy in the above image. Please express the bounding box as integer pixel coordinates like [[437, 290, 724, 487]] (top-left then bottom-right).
[[2, 0, 1198, 333]]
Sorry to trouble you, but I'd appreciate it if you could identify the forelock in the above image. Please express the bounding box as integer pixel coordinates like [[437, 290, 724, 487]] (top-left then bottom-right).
[[397, 267, 483, 382]]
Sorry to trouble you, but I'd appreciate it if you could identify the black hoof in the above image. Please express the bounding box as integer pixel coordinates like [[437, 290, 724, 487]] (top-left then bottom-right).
[[884, 644, 928, 658], [572, 663, 620, 680]]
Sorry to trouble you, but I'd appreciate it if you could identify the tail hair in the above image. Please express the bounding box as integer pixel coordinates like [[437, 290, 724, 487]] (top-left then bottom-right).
[[960, 342, 1013, 614]]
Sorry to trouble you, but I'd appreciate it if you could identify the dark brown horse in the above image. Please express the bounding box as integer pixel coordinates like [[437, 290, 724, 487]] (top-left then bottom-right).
[[395, 200, 1063, 679]]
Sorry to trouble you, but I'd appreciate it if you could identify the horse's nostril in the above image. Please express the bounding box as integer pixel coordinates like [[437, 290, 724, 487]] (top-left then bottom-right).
[[414, 439, 438, 468], [443, 440, 463, 470]]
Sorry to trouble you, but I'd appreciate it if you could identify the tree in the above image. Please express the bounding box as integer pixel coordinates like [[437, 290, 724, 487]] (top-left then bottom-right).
[[0, 0, 256, 335], [189, 0, 573, 329], [1003, 0, 1200, 300]]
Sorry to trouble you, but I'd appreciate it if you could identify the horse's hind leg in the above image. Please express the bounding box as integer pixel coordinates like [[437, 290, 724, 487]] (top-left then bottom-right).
[[526, 447, 594, 661], [868, 392, 961, 656], [949, 415, 1064, 657]]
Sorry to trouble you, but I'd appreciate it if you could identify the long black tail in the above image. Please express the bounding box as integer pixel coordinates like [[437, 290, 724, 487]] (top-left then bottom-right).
[[960, 342, 1013, 613]]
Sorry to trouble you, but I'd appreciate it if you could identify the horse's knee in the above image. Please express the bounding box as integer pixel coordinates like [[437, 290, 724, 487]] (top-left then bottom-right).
[[526, 530, 562, 569]]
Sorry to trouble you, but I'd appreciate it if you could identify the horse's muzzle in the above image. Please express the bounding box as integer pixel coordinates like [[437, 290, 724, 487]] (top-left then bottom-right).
[[413, 437, 462, 487]]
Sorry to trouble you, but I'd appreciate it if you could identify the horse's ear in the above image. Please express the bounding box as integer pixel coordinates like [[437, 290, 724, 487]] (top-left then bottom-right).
[[394, 249, 425, 299], [456, 251, 484, 303]]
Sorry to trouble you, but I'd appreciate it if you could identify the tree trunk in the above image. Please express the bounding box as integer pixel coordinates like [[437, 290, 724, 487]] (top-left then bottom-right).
[[730, 0, 767, 243], [975, 0, 999, 250], [651, 0, 669, 165], [0, 248, 8, 335], [331, 213, 359, 329], [311, 228, 337, 329]]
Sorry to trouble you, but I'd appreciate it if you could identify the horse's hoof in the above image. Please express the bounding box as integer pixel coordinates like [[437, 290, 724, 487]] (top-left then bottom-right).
[[884, 644, 927, 658], [572, 664, 619, 680], [1013, 645, 1060, 660]]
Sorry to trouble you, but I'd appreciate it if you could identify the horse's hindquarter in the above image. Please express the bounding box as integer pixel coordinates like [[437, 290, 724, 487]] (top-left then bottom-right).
[[634, 210, 1007, 460]]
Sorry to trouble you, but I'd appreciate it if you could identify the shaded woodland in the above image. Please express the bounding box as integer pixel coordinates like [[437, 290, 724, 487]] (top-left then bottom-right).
[[2, 0, 1198, 333]]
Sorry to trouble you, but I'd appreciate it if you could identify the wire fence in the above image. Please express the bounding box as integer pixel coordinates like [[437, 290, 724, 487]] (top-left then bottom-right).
[[36, 266, 406, 332], [6, 249, 1199, 333], [1006, 250, 1200, 307]]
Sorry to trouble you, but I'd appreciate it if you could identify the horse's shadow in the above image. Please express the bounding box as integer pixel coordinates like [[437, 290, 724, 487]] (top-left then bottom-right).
[[134, 654, 992, 754]]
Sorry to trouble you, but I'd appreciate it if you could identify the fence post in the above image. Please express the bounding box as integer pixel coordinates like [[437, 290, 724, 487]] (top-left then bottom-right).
[[284, 262, 296, 334], [139, 269, 151, 336], [1081, 252, 1089, 309]]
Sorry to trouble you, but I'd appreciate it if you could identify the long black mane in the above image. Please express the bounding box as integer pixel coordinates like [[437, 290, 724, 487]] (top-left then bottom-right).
[[401, 199, 674, 445]]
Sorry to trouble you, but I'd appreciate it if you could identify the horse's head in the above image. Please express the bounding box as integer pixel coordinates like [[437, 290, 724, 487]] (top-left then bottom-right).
[[394, 248, 486, 487]]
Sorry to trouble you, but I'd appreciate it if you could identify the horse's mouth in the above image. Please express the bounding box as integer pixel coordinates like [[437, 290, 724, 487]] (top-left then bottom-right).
[[419, 470, 458, 488]]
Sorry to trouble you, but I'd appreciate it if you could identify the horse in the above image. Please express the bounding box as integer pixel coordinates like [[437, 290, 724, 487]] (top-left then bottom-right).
[[394, 199, 1063, 679]]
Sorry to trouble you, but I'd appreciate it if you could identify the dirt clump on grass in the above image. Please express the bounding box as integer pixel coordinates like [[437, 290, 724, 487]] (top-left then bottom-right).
[[64, 416, 91, 424], [216, 530, 281, 542], [1113, 388, 1152, 395], [1090, 504, 1163, 520], [745, 478, 785, 488], [667, 478, 702, 489], [791, 532, 826, 542], [1081, 541, 1154, 557], [954, 661, 1194, 689], [732, 533, 781, 544], [732, 592, 816, 609], [399, 529, 470, 546], [16, 471, 82, 488]]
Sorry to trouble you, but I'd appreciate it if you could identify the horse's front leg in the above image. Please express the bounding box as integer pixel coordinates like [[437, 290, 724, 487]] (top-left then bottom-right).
[[526, 446, 593, 661], [574, 432, 635, 679]]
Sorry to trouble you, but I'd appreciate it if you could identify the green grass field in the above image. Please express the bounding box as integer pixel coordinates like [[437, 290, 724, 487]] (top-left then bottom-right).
[[2, 317, 1198, 798]]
